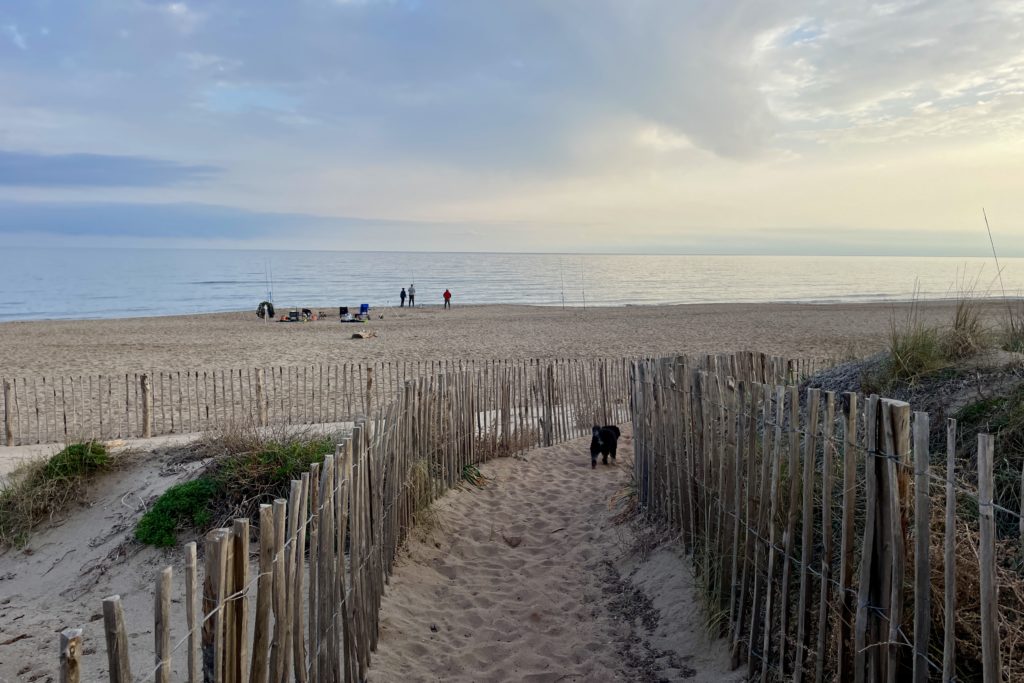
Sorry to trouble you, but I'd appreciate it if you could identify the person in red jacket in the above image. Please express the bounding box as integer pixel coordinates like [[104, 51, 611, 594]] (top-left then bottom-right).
[[443, 289, 452, 309]]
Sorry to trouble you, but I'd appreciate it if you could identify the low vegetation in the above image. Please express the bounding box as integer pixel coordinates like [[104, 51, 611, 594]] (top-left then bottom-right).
[[135, 430, 337, 548], [0, 441, 112, 547], [953, 385, 1024, 538], [863, 284, 1011, 393], [1002, 301, 1024, 353]]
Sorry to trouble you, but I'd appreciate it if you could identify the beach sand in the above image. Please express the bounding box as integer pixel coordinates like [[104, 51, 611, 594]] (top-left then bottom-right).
[[0, 300, 1002, 377], [368, 429, 742, 682]]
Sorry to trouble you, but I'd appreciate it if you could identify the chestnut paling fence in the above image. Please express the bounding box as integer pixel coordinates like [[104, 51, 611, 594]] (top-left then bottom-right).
[[50, 353, 829, 683], [1, 357, 831, 448], [630, 355, 1018, 682]]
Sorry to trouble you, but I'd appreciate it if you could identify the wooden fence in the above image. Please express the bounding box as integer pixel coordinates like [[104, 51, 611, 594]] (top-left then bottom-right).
[[55, 356, 639, 682], [1, 356, 832, 448], [630, 355, 1017, 682], [44, 352, 833, 682]]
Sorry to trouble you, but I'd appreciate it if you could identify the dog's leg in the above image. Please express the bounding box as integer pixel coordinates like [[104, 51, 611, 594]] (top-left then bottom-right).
[[602, 453, 608, 465], [611, 445, 617, 462], [591, 452, 597, 469]]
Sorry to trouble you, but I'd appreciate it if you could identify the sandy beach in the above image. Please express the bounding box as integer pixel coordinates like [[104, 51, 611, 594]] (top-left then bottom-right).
[[0, 300, 1003, 378]]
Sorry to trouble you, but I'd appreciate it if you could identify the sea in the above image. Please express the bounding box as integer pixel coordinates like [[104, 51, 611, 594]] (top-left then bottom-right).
[[1, 247, 1022, 322]]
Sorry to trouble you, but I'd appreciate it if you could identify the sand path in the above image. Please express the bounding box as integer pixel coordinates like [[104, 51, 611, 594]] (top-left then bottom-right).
[[368, 430, 743, 683]]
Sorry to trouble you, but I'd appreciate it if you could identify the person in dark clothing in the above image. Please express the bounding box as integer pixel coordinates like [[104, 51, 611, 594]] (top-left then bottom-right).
[[400, 288, 407, 307], [443, 289, 452, 309]]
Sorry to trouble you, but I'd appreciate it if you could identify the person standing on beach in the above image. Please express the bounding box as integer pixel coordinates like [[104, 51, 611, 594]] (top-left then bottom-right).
[[443, 288, 452, 309], [408, 284, 416, 307], [400, 287, 407, 307]]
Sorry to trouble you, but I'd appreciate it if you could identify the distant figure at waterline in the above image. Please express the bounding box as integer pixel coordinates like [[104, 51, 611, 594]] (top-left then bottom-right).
[[408, 284, 416, 307], [400, 287, 407, 307], [443, 289, 452, 309]]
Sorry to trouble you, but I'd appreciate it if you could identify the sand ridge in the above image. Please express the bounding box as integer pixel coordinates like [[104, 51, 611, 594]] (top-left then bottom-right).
[[368, 430, 742, 682]]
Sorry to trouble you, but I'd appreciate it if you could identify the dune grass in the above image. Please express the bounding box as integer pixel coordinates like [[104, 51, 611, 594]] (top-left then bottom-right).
[[866, 282, 995, 392], [135, 428, 338, 548], [0, 441, 112, 548], [1001, 301, 1024, 353]]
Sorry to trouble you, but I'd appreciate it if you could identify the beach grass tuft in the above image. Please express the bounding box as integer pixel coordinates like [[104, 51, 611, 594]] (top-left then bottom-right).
[[1002, 301, 1024, 353], [0, 441, 112, 547], [882, 298, 947, 385], [942, 276, 988, 360]]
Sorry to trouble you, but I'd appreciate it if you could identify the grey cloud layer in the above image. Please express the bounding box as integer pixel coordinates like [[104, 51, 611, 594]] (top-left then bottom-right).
[[0, 1, 1020, 249], [0, 151, 218, 187]]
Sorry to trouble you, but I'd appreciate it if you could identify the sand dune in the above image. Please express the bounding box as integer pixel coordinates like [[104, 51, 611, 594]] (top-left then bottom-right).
[[369, 429, 743, 682]]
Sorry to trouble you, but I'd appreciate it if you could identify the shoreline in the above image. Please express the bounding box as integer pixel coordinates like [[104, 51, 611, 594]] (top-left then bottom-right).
[[1, 295, 1018, 326], [2, 294, 1015, 325]]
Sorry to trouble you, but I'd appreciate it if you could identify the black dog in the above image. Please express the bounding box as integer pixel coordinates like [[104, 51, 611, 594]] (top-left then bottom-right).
[[590, 425, 621, 468]]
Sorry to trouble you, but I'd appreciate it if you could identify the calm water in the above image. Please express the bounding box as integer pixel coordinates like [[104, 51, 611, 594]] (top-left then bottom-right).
[[1, 248, 1022, 321]]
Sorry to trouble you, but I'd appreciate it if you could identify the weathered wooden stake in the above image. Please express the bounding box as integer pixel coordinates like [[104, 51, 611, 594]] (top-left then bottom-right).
[[978, 433, 1002, 682], [942, 419, 957, 683], [59, 628, 83, 683], [155, 566, 172, 683], [185, 542, 200, 683], [2, 379, 12, 446], [912, 412, 931, 683], [102, 595, 132, 683], [140, 373, 152, 438]]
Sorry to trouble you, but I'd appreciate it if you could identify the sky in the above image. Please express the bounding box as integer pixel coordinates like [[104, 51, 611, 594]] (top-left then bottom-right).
[[1, 0, 1023, 255]]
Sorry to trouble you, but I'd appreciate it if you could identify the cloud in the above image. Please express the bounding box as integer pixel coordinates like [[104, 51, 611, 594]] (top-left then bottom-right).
[[4, 24, 27, 50], [0, 1, 1021, 253], [0, 151, 219, 187]]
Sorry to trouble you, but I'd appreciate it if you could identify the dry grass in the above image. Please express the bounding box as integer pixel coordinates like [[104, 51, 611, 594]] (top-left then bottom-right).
[[943, 274, 988, 360], [929, 500, 1024, 681], [1002, 300, 1024, 353], [0, 441, 114, 547], [886, 298, 948, 384]]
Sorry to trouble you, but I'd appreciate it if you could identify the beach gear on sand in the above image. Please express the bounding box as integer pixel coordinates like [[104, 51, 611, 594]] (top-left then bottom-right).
[[256, 301, 275, 319]]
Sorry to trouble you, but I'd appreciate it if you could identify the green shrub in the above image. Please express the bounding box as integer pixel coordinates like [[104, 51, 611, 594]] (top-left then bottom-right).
[[40, 441, 110, 480], [134, 477, 221, 547]]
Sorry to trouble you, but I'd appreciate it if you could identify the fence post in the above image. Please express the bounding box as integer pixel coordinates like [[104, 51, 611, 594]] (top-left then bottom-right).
[[882, 399, 911, 683], [3, 378, 12, 446], [102, 595, 132, 683], [978, 433, 1002, 682], [942, 419, 957, 682], [59, 628, 83, 683], [365, 366, 374, 417], [256, 368, 267, 427], [838, 393, 858, 680], [140, 373, 152, 438], [185, 542, 200, 683], [155, 567, 172, 683], [912, 412, 931, 683]]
